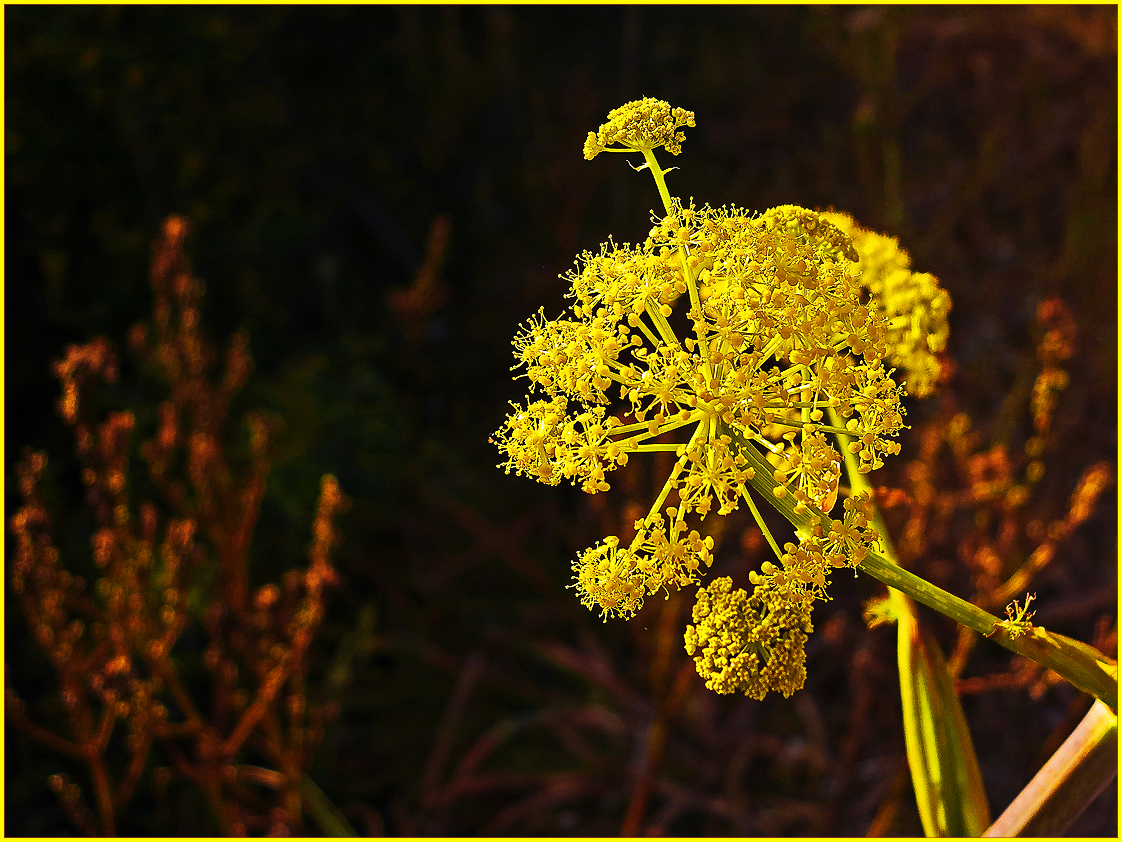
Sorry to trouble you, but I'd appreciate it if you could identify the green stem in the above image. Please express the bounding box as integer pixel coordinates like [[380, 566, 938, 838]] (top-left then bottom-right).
[[640, 147, 715, 383], [982, 699, 1118, 837], [643, 295, 681, 349], [629, 423, 707, 552], [859, 552, 1118, 711], [640, 148, 674, 216], [740, 485, 783, 561]]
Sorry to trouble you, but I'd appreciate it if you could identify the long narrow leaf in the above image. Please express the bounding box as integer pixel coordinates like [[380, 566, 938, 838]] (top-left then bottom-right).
[[894, 590, 991, 837]]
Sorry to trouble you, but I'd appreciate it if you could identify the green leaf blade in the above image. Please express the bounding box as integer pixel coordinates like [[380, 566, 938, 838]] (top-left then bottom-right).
[[895, 591, 991, 837]]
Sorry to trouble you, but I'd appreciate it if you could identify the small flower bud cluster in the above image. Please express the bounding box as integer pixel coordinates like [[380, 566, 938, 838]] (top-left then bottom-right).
[[994, 593, 1036, 640], [583, 96, 696, 160], [684, 575, 812, 700]]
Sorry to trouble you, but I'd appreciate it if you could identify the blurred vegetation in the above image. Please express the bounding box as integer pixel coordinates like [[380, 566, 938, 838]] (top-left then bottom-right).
[[6, 5, 1116, 835]]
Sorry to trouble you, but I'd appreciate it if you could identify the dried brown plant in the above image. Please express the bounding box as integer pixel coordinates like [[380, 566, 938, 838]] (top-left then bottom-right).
[[7, 216, 349, 836], [870, 295, 1115, 691]]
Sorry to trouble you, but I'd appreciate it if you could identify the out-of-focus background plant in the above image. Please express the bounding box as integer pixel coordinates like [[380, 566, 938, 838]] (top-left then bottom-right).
[[6, 6, 1116, 836]]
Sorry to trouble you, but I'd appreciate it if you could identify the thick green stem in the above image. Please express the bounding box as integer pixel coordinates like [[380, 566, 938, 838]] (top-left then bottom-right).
[[858, 552, 1118, 710]]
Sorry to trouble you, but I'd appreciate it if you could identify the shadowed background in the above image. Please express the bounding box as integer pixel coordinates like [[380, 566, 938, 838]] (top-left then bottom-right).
[[6, 5, 1116, 835]]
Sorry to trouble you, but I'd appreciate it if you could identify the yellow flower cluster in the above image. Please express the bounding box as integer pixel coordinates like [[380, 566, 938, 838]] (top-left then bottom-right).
[[994, 593, 1036, 640], [494, 189, 905, 615], [496, 100, 950, 697], [821, 212, 951, 397], [797, 490, 881, 570], [573, 524, 714, 621], [494, 395, 628, 494], [583, 97, 696, 160]]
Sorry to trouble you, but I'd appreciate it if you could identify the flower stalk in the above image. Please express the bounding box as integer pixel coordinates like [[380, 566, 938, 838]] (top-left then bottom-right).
[[496, 97, 1115, 710]]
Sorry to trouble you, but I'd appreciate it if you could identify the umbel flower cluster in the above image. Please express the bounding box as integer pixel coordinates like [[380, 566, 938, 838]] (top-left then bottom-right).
[[494, 98, 949, 699]]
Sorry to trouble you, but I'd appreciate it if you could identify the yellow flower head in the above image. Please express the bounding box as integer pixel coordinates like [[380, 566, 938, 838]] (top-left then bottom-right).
[[583, 97, 696, 160], [497, 102, 949, 696], [495, 193, 903, 621]]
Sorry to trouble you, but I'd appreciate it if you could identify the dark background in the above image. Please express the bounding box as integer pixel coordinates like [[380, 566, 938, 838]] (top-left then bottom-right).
[[6, 5, 1117, 836]]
